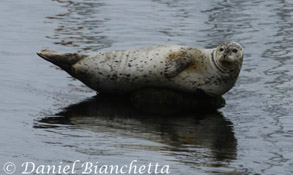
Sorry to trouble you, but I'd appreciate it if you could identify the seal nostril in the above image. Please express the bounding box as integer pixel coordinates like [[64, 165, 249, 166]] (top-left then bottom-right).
[[232, 49, 238, 53]]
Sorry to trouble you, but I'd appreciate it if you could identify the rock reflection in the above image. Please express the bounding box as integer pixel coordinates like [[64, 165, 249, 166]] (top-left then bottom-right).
[[36, 95, 237, 162]]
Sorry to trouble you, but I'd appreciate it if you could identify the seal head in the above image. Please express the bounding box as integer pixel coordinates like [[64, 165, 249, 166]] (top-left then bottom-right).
[[213, 42, 243, 73]]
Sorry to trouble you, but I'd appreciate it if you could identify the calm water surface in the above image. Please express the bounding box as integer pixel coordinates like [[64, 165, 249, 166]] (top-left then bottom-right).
[[0, 0, 293, 174]]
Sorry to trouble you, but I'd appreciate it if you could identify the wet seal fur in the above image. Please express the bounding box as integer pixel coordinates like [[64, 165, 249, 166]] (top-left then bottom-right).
[[37, 42, 243, 96]]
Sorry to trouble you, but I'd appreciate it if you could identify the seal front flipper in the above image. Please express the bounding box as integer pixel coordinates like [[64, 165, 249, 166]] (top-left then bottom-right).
[[164, 56, 193, 78]]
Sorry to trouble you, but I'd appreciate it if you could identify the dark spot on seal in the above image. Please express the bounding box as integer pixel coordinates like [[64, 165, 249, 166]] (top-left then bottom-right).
[[168, 52, 182, 60]]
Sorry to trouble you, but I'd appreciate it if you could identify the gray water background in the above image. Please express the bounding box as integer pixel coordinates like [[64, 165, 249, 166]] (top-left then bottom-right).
[[0, 0, 293, 174]]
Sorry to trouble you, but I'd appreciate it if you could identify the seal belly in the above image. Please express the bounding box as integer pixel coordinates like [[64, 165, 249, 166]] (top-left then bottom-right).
[[72, 46, 178, 93], [78, 46, 214, 94]]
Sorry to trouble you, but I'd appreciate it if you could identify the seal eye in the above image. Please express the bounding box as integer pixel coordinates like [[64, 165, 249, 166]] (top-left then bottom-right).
[[232, 49, 238, 53], [219, 48, 224, 52]]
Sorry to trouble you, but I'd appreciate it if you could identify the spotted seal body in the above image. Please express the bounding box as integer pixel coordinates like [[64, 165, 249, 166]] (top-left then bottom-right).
[[37, 42, 243, 96]]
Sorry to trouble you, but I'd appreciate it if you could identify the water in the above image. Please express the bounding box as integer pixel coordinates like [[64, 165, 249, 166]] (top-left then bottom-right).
[[0, 0, 293, 174]]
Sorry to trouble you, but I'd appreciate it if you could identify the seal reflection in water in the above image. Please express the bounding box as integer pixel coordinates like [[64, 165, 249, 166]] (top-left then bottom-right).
[[36, 95, 237, 162], [37, 42, 243, 96]]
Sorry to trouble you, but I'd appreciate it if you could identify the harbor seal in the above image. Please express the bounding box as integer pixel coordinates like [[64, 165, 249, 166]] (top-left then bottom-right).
[[37, 42, 243, 96]]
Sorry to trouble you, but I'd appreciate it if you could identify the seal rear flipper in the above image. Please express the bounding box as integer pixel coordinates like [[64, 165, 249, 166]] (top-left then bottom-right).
[[164, 56, 193, 78], [37, 50, 86, 72]]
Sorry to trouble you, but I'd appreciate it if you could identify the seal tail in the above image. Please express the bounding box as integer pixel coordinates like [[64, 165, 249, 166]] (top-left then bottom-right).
[[37, 49, 85, 72]]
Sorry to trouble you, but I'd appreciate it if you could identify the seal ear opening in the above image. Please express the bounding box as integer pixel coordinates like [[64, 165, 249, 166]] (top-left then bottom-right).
[[37, 50, 84, 72]]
